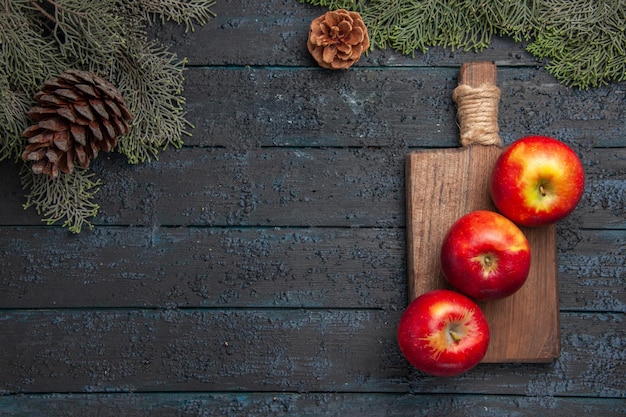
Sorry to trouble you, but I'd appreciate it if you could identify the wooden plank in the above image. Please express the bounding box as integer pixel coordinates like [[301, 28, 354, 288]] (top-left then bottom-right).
[[570, 144, 626, 230], [558, 229, 626, 312], [181, 66, 460, 148], [0, 310, 623, 396], [180, 67, 626, 149], [406, 63, 559, 362], [1, 146, 623, 228], [1, 393, 625, 417], [0, 227, 622, 311], [90, 147, 408, 227], [0, 226, 407, 309]]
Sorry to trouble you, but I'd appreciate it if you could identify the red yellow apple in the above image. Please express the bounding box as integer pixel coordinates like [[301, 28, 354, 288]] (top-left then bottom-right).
[[397, 289, 490, 377], [440, 210, 531, 301], [490, 135, 585, 227]]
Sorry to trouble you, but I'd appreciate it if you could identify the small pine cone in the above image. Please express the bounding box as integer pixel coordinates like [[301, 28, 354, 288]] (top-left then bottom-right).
[[22, 69, 132, 178], [307, 9, 370, 70]]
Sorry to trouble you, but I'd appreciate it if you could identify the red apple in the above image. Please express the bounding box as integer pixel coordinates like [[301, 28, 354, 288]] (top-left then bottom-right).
[[440, 210, 531, 301], [397, 289, 490, 377], [490, 135, 585, 227]]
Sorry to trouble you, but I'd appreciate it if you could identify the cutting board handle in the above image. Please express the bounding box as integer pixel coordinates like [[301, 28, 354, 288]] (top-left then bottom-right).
[[452, 62, 502, 147]]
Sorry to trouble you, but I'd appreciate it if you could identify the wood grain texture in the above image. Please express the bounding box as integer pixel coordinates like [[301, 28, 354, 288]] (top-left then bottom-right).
[[2, 393, 625, 417], [177, 67, 626, 149], [1, 147, 622, 229], [0, 310, 623, 396], [0, 226, 407, 309], [0, 227, 621, 312], [0, 1, 624, 414], [406, 63, 559, 362], [406, 146, 501, 299]]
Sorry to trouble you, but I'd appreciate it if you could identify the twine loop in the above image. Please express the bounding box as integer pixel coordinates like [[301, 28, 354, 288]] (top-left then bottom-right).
[[452, 83, 502, 147]]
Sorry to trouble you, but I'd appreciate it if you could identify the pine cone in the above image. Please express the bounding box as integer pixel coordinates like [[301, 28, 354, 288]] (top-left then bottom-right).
[[22, 69, 132, 178], [307, 9, 370, 70]]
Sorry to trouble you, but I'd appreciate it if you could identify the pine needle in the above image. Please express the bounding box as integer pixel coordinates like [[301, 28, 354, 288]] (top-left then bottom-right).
[[300, 0, 626, 88], [34, 0, 126, 72], [135, 0, 218, 33], [0, 0, 217, 232], [0, 72, 31, 161], [113, 40, 190, 164], [21, 165, 102, 233], [0, 1, 67, 89]]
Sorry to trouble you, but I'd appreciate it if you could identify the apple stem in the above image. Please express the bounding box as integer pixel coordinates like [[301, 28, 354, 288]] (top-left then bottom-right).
[[449, 330, 461, 343], [539, 185, 547, 197]]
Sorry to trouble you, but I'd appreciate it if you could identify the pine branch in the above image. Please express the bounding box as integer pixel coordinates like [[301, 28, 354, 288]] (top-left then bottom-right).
[[31, 0, 127, 73], [494, 0, 539, 42], [0, 72, 31, 161], [136, 0, 217, 32], [21, 164, 102, 233], [1, 0, 218, 232], [29, 1, 56, 24], [527, 0, 626, 88], [113, 40, 190, 164], [300, 0, 626, 88], [373, 0, 501, 54], [0, 1, 67, 90]]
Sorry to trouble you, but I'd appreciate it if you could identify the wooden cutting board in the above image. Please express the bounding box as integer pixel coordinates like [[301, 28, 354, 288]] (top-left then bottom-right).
[[405, 62, 560, 363]]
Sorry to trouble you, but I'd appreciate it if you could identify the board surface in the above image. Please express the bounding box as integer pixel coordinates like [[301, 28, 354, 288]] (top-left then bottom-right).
[[405, 63, 560, 363]]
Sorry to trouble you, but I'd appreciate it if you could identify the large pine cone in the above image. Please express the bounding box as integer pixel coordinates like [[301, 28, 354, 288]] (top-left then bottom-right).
[[22, 69, 132, 178], [307, 9, 370, 70]]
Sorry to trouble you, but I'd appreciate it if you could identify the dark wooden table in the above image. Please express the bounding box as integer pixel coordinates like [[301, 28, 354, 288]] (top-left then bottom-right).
[[1, 1, 625, 415]]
